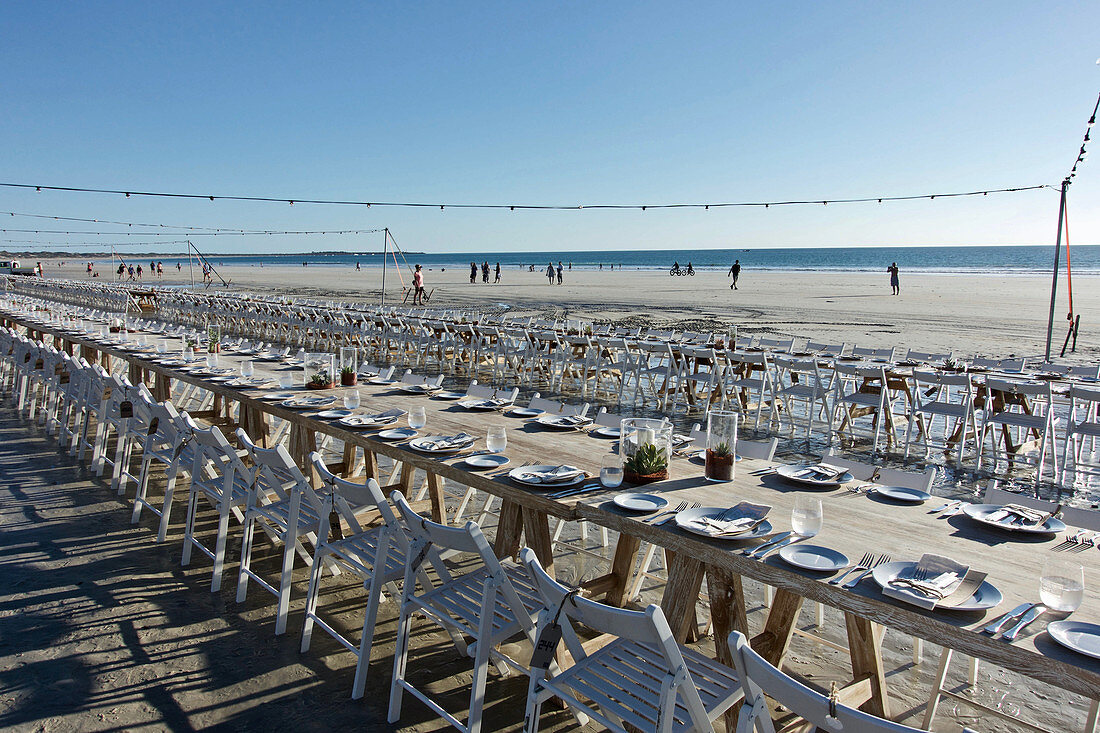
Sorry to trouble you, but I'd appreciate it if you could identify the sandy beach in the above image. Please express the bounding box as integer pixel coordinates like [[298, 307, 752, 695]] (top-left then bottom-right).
[[46, 259, 1097, 362]]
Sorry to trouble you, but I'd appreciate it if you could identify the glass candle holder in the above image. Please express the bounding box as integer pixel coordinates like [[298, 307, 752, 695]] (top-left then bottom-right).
[[619, 417, 672, 485], [704, 409, 738, 482], [339, 346, 359, 386]]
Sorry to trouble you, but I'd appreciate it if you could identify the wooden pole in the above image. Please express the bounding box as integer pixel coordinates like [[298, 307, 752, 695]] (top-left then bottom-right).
[[1044, 180, 1069, 362]]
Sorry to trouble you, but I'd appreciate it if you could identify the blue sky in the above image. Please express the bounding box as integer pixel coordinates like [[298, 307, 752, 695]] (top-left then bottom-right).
[[1, 1, 1097, 254]]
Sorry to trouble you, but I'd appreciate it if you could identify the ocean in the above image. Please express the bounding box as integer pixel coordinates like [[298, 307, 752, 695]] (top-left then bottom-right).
[[101, 244, 1100, 275]]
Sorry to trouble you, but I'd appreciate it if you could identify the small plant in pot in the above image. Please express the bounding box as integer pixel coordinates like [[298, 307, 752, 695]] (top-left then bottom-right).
[[340, 365, 358, 386], [307, 371, 335, 390], [705, 441, 735, 481], [622, 442, 669, 485]]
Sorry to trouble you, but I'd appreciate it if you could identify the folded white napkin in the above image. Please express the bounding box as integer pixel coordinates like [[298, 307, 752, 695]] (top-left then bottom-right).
[[686, 501, 771, 536], [987, 503, 1047, 526], [796, 463, 844, 480], [515, 465, 585, 483], [883, 554, 969, 610], [425, 432, 474, 449], [551, 415, 590, 425]]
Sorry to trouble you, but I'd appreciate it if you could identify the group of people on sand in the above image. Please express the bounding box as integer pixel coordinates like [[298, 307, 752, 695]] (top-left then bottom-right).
[[546, 261, 564, 285], [470, 261, 502, 284]]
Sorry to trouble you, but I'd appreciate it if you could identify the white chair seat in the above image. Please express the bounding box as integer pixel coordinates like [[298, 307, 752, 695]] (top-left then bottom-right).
[[987, 411, 1051, 430], [252, 497, 322, 534], [548, 638, 740, 733], [325, 527, 409, 580], [915, 400, 969, 419], [415, 563, 541, 642]]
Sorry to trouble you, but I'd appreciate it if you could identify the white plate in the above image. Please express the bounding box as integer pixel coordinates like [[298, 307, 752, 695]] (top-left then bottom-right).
[[871, 485, 932, 503], [775, 464, 854, 488], [434, 390, 466, 400], [208, 375, 234, 382], [509, 407, 543, 417], [408, 436, 475, 453], [535, 415, 593, 430], [457, 398, 509, 411], [778, 544, 849, 572], [338, 415, 399, 428], [465, 454, 510, 469], [1047, 620, 1100, 661], [367, 377, 395, 385], [282, 396, 337, 410], [378, 428, 417, 440], [592, 426, 621, 438], [397, 384, 439, 394], [674, 507, 773, 540], [871, 561, 1002, 612], [613, 493, 668, 513], [317, 409, 354, 419], [962, 503, 1066, 534], [509, 464, 586, 488], [260, 392, 298, 401]]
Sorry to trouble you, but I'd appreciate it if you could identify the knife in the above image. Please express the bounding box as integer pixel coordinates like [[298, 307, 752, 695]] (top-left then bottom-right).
[[981, 603, 1034, 634], [754, 534, 802, 559], [1001, 605, 1046, 641], [741, 531, 791, 557], [941, 502, 968, 518]]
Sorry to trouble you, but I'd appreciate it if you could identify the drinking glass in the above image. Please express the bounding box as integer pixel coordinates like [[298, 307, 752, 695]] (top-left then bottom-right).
[[240, 360, 254, 379], [343, 389, 361, 411], [279, 373, 295, 389], [1040, 557, 1085, 612], [183, 346, 194, 362], [206, 352, 219, 370], [791, 496, 823, 537], [486, 426, 507, 453], [600, 455, 624, 489], [408, 406, 426, 430]]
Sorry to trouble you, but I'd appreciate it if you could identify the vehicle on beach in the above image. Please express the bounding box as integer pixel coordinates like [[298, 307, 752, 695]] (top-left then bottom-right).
[[1, 259, 40, 276], [669, 263, 695, 276]]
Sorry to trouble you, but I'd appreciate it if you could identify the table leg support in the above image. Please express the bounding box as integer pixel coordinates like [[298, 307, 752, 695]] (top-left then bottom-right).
[[844, 611, 891, 718]]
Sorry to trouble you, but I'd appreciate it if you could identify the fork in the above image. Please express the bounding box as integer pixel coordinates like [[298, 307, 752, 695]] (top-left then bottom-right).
[[843, 554, 890, 589], [657, 501, 699, 525], [645, 500, 687, 525], [831, 552, 873, 585], [1070, 531, 1097, 553], [494, 460, 533, 477], [1051, 529, 1086, 552]]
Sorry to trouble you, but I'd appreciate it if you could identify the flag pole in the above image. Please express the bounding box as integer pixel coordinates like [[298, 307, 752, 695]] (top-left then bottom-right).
[[380, 228, 389, 307]]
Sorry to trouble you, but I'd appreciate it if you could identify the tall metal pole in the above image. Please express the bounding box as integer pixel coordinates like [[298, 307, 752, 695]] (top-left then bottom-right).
[[188, 240, 195, 289], [380, 228, 389, 306], [1044, 180, 1069, 362]]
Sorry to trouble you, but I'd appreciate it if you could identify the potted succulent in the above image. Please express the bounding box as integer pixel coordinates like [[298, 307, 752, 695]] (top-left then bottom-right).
[[340, 365, 358, 386], [622, 442, 669, 485], [307, 371, 335, 390], [705, 441, 735, 482]]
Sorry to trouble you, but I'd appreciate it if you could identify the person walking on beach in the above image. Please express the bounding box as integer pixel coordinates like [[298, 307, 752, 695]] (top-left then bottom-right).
[[355, 261, 361, 271], [412, 264, 425, 305], [887, 262, 900, 295], [546, 262, 555, 284], [156, 261, 163, 277], [556, 261, 563, 285], [482, 261, 490, 283], [470, 262, 477, 284], [494, 262, 501, 283], [729, 259, 740, 290]]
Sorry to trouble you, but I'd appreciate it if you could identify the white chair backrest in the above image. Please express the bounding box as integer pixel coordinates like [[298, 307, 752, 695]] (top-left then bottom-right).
[[310, 452, 400, 534], [526, 394, 590, 416], [594, 407, 626, 429], [728, 631, 922, 732], [984, 482, 1100, 531], [465, 379, 519, 402], [399, 370, 444, 388]]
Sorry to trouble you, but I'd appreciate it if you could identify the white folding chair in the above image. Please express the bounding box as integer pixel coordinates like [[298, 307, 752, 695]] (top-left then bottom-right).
[[300, 453, 415, 699], [235, 430, 324, 635], [1061, 384, 1100, 489], [728, 631, 921, 733], [769, 356, 833, 443], [832, 364, 895, 455], [522, 549, 742, 733], [904, 370, 978, 464], [388, 492, 542, 733], [977, 377, 1058, 487]]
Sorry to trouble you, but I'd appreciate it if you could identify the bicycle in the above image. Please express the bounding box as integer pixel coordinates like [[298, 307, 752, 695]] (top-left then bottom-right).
[[669, 264, 695, 277]]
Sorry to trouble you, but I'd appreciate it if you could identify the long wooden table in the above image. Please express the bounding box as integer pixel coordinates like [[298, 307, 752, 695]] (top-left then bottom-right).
[[9, 311, 1100, 729]]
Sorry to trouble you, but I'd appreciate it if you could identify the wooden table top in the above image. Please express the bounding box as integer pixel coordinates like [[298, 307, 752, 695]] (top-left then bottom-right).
[[12, 313, 1100, 700]]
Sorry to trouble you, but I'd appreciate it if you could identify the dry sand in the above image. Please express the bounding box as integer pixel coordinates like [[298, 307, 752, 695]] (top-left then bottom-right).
[[49, 259, 1098, 362]]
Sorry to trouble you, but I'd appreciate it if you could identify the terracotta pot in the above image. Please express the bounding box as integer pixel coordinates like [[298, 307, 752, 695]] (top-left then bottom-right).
[[340, 372, 358, 386], [623, 468, 668, 485], [306, 381, 334, 390]]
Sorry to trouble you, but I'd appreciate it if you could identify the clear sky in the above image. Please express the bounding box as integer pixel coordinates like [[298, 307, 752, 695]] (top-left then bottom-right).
[[1, 1, 1097, 255]]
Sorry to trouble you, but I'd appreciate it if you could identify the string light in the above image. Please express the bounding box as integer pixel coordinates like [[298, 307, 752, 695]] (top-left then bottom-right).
[[3, 210, 382, 235], [0, 180, 1050, 212], [1063, 91, 1100, 186], [0, 227, 385, 237]]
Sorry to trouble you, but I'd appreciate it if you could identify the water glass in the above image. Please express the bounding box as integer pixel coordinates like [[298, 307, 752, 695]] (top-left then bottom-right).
[[791, 496, 823, 537], [486, 426, 507, 453], [408, 406, 426, 430], [343, 389, 361, 411], [600, 455, 624, 489], [240, 360, 254, 379], [183, 346, 194, 362], [1040, 558, 1085, 612], [279, 373, 295, 389], [206, 352, 219, 370]]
